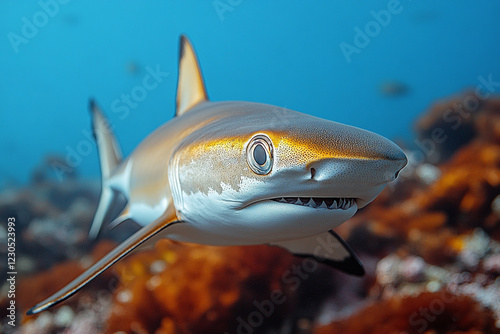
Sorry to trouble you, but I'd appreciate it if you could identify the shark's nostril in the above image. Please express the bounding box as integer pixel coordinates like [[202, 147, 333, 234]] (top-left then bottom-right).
[[310, 168, 316, 180]]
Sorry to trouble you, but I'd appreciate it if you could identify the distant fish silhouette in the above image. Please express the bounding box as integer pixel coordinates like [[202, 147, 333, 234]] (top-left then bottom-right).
[[379, 81, 410, 97]]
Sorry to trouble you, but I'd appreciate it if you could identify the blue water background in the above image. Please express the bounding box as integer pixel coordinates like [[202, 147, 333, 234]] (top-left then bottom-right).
[[1, 1, 500, 185]]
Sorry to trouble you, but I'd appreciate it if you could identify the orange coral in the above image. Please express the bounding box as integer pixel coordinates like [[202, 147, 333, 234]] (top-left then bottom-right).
[[315, 292, 498, 334], [419, 142, 500, 223], [105, 240, 334, 334], [414, 92, 500, 162]]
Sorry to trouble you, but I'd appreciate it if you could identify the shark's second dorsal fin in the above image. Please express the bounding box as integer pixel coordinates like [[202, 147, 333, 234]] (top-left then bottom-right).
[[175, 35, 208, 117]]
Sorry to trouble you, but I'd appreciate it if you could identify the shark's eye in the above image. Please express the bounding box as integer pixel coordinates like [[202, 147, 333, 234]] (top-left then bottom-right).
[[253, 145, 266, 165], [247, 134, 273, 175]]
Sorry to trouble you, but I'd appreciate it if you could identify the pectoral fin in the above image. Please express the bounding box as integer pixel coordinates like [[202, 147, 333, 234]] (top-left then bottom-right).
[[26, 215, 182, 315], [269, 230, 364, 276]]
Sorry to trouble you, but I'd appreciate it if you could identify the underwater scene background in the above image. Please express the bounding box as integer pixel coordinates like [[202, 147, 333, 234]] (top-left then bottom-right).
[[1, 1, 500, 333]]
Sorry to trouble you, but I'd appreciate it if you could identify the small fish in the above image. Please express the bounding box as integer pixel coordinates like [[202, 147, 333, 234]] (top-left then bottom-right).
[[379, 80, 410, 97], [27, 36, 407, 315]]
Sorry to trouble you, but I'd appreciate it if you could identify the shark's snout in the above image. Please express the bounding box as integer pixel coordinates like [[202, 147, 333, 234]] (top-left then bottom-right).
[[299, 122, 407, 184], [306, 154, 403, 187], [389, 149, 408, 179], [291, 123, 407, 209], [376, 141, 408, 181]]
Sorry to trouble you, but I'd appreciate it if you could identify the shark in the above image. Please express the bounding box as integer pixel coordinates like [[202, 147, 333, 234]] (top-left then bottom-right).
[[27, 36, 407, 315]]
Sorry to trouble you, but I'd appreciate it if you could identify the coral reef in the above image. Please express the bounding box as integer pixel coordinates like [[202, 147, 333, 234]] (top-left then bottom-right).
[[105, 241, 331, 334], [373, 237, 500, 320], [0, 157, 99, 279], [18, 239, 336, 334], [414, 91, 500, 162], [315, 292, 498, 334]]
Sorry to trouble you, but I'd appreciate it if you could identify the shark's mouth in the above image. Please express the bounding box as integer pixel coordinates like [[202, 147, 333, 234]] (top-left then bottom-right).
[[271, 197, 356, 210]]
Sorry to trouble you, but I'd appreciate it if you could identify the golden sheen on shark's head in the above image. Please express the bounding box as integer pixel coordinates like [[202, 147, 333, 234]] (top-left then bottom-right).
[[27, 35, 407, 316], [169, 102, 407, 242]]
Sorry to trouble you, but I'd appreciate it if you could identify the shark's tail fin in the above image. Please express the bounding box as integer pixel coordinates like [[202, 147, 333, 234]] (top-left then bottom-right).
[[88, 99, 123, 239]]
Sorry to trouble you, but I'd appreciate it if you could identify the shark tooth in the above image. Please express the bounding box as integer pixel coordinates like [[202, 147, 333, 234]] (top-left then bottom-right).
[[319, 201, 328, 209], [330, 200, 338, 209], [295, 198, 303, 205], [324, 198, 334, 207], [306, 198, 317, 208], [345, 199, 351, 209], [279, 197, 287, 203]]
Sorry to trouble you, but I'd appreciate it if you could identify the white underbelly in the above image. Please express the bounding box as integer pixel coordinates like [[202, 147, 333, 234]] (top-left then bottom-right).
[[164, 223, 265, 246]]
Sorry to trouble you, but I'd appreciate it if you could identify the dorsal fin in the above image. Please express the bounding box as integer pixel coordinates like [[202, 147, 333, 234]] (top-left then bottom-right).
[[175, 35, 208, 116]]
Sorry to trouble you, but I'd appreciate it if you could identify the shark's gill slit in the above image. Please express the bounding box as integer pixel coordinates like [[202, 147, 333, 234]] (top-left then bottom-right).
[[310, 168, 316, 180], [273, 197, 356, 210]]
